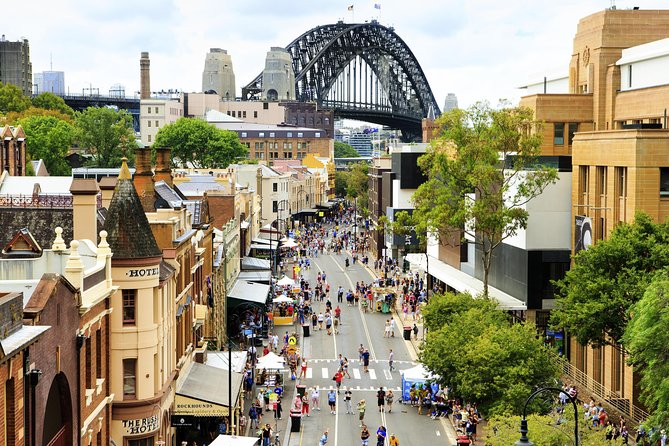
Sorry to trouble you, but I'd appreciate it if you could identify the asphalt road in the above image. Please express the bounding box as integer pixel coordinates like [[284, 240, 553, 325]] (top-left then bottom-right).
[[286, 243, 450, 446]]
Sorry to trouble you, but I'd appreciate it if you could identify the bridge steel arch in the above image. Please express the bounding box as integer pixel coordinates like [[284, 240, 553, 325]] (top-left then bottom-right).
[[242, 21, 441, 140]]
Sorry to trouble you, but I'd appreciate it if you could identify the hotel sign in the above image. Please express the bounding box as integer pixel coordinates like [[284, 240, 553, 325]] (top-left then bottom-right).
[[126, 267, 160, 278], [122, 415, 159, 435]]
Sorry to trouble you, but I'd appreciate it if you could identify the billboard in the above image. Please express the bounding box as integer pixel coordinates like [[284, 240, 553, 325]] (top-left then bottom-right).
[[574, 215, 593, 254]]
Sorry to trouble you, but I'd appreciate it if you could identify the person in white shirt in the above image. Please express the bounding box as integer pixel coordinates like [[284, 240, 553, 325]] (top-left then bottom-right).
[[389, 319, 395, 337], [388, 350, 395, 372]]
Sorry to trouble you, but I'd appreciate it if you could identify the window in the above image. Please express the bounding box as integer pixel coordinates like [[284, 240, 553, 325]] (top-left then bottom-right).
[[269, 132, 275, 137], [263, 102, 269, 110], [85, 336, 92, 388], [147, 107, 151, 114], [272, 201, 278, 212], [241, 132, 247, 138], [628, 65, 633, 88], [660, 168, 669, 196], [155, 107, 158, 113], [568, 123, 578, 146], [273, 183, 278, 192], [122, 289, 136, 325], [315, 132, 321, 138], [259, 132, 264, 138], [297, 132, 304, 138], [554, 123, 565, 145], [96, 329, 102, 378], [287, 132, 293, 137], [578, 166, 589, 204], [148, 120, 151, 127], [155, 120, 159, 127], [243, 111, 247, 118], [123, 358, 136, 399], [5, 378, 14, 446], [147, 134, 151, 143], [254, 111, 258, 118]]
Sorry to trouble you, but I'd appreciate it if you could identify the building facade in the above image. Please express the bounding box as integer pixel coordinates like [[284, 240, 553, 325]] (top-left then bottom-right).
[[0, 36, 32, 95], [33, 70, 65, 95], [202, 48, 236, 100]]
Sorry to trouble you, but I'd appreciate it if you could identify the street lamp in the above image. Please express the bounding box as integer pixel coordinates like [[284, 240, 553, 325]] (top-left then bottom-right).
[[516, 387, 579, 446]]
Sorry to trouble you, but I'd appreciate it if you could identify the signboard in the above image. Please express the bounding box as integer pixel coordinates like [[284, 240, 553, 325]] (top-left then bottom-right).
[[574, 215, 593, 254], [122, 415, 159, 435], [175, 394, 228, 416], [288, 336, 297, 346]]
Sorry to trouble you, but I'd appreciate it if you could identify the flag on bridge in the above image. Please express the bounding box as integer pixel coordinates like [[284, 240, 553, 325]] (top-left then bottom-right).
[[374, 3, 381, 9], [348, 4, 354, 11]]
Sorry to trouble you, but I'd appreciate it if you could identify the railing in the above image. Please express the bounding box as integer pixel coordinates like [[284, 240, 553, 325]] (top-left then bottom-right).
[[556, 355, 649, 423], [0, 194, 73, 209]]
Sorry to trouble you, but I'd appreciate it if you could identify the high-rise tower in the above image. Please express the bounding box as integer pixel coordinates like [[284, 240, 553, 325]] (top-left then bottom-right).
[[0, 35, 32, 95], [202, 48, 236, 100]]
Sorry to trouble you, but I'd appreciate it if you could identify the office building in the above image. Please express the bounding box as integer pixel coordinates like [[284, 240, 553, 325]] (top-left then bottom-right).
[[0, 35, 32, 95], [34, 70, 65, 95]]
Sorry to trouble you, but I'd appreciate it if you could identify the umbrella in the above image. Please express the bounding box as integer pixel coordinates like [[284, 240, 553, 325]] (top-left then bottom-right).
[[276, 276, 295, 287], [281, 239, 299, 248], [272, 295, 293, 303]]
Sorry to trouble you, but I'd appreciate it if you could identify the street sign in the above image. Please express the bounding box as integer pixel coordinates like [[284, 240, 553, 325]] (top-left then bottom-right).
[[288, 336, 297, 346]]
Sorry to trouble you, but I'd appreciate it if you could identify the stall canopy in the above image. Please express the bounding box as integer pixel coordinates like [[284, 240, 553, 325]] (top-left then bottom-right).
[[252, 238, 279, 248], [209, 434, 259, 446], [276, 275, 295, 287], [241, 256, 270, 271], [228, 280, 270, 306], [255, 352, 286, 370], [238, 270, 272, 284], [175, 363, 244, 417], [280, 239, 298, 249], [400, 364, 439, 401], [272, 295, 293, 303]]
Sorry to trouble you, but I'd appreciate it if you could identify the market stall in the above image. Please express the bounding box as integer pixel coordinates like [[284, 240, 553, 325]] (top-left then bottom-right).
[[209, 434, 260, 446], [400, 364, 439, 402], [255, 352, 288, 386], [271, 292, 295, 326]]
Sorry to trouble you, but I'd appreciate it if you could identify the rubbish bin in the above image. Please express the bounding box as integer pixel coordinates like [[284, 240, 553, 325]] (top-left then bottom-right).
[[403, 326, 412, 341], [296, 384, 306, 398], [376, 300, 383, 312], [302, 324, 310, 337], [290, 409, 301, 432]]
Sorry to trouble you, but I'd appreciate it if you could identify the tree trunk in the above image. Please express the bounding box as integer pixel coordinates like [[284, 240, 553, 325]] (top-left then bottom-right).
[[482, 244, 491, 298]]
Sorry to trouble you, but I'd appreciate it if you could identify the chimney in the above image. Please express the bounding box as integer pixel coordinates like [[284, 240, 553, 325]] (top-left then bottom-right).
[[154, 147, 173, 187], [69, 179, 100, 243], [140, 52, 150, 99], [133, 147, 155, 212]]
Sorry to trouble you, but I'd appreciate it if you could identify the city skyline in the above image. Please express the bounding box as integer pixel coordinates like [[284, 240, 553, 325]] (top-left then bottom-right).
[[4, 0, 669, 109]]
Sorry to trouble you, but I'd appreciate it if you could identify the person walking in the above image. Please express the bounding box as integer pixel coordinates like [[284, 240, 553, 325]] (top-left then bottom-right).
[[376, 425, 387, 446], [343, 357, 351, 378], [301, 393, 310, 417], [383, 320, 391, 338], [357, 400, 366, 427], [261, 423, 272, 446], [311, 387, 321, 411], [388, 349, 394, 372], [377, 387, 386, 412], [328, 389, 337, 414], [361, 424, 371, 446], [344, 387, 353, 414], [385, 389, 394, 413], [389, 434, 399, 446], [358, 344, 365, 364], [389, 318, 396, 337], [362, 349, 370, 373], [334, 369, 344, 393], [299, 358, 308, 380]]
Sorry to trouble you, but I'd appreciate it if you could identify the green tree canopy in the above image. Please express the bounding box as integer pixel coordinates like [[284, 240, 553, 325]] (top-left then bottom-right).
[[32, 92, 74, 117], [413, 102, 558, 296], [485, 412, 607, 445], [4, 106, 74, 125], [421, 292, 560, 416], [74, 107, 137, 168], [551, 212, 669, 347], [0, 82, 32, 114], [334, 141, 360, 158], [153, 117, 248, 168], [18, 115, 73, 176], [623, 276, 669, 432]]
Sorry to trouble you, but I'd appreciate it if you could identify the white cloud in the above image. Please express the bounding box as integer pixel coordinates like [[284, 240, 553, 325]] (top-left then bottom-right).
[[5, 0, 669, 109]]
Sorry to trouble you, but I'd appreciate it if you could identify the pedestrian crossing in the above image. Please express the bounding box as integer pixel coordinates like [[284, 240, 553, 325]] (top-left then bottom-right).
[[296, 358, 416, 390]]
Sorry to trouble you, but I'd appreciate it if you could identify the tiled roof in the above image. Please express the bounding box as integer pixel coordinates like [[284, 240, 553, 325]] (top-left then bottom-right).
[[103, 159, 161, 260], [0, 208, 73, 253]]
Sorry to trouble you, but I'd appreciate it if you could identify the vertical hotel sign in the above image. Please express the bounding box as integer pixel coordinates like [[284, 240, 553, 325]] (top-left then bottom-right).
[[574, 215, 593, 254]]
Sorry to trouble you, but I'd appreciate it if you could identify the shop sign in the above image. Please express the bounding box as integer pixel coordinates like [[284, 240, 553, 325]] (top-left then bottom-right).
[[175, 394, 228, 416], [122, 415, 160, 435]]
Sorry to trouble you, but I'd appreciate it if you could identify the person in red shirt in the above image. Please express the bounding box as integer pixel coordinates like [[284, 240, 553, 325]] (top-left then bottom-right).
[[334, 305, 341, 321], [334, 370, 344, 393]]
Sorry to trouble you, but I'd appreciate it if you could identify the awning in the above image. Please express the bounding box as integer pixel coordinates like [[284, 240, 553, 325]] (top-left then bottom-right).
[[297, 208, 318, 214], [316, 201, 335, 208], [175, 362, 244, 416], [238, 270, 272, 283], [252, 238, 278, 248], [209, 434, 260, 446], [241, 256, 270, 271], [227, 280, 270, 305], [405, 253, 527, 311], [250, 243, 272, 251], [206, 351, 249, 373]]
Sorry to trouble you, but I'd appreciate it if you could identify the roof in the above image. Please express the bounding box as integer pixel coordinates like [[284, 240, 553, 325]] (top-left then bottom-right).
[[2, 228, 42, 258], [618, 36, 669, 66], [237, 270, 272, 283], [160, 261, 176, 282], [0, 208, 73, 252], [0, 176, 73, 195], [241, 256, 270, 271], [103, 159, 162, 260], [0, 325, 50, 359], [175, 362, 244, 412], [176, 176, 230, 196], [228, 280, 270, 305], [206, 351, 249, 373], [204, 109, 242, 122]]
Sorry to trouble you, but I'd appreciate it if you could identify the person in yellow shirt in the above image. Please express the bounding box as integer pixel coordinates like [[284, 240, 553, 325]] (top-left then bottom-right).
[[389, 434, 399, 446]]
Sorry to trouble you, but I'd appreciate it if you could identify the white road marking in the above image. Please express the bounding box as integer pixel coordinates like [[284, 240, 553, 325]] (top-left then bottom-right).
[[436, 431, 441, 436], [352, 368, 361, 380], [368, 369, 377, 380], [383, 369, 392, 380], [306, 368, 312, 379], [322, 368, 329, 379]]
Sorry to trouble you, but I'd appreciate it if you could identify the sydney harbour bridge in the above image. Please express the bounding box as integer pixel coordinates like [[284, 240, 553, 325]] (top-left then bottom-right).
[[243, 20, 441, 139], [60, 21, 440, 140]]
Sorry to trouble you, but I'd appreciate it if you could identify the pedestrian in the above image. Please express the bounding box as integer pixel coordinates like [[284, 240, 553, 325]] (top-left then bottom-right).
[[318, 312, 324, 330], [344, 387, 353, 414], [412, 323, 418, 340], [261, 423, 272, 446], [377, 386, 386, 412], [388, 349, 394, 372], [275, 397, 283, 420], [389, 434, 399, 446], [249, 405, 259, 430], [358, 344, 365, 364], [343, 357, 351, 378], [311, 387, 321, 411], [299, 358, 308, 380], [361, 424, 371, 446], [328, 389, 337, 414], [319, 429, 329, 446], [389, 318, 395, 337], [326, 313, 333, 335], [357, 400, 366, 426], [362, 349, 370, 373], [334, 369, 344, 393], [376, 425, 387, 446], [301, 393, 310, 417], [384, 320, 391, 338], [385, 389, 394, 413]]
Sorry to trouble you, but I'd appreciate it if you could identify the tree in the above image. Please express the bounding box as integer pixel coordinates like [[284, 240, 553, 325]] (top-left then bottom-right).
[[421, 292, 560, 416], [346, 162, 369, 208], [74, 107, 137, 168], [551, 212, 669, 347], [623, 276, 669, 432], [485, 412, 607, 445], [32, 92, 74, 117], [334, 141, 360, 158], [153, 117, 247, 168], [4, 106, 74, 125], [18, 115, 73, 175], [0, 82, 32, 114], [412, 102, 558, 296]]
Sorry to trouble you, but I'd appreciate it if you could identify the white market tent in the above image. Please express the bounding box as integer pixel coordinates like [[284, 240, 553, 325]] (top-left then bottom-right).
[[255, 352, 286, 370], [276, 276, 295, 287], [209, 434, 259, 446], [272, 295, 293, 303], [281, 239, 299, 248]]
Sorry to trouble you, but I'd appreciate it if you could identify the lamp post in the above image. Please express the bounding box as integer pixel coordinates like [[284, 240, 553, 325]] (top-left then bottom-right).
[[516, 387, 579, 446]]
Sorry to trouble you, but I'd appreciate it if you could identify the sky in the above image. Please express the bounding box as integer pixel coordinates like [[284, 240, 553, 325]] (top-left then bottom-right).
[[5, 0, 669, 111]]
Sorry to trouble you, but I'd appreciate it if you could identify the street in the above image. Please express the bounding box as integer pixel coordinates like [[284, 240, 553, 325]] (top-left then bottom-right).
[[284, 240, 451, 446]]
